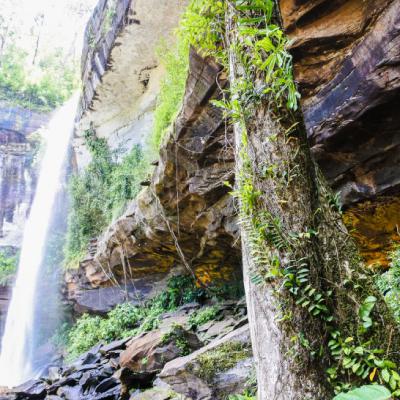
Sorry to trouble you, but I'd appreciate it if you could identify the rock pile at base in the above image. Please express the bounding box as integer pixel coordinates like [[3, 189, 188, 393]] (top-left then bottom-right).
[[2, 300, 253, 400]]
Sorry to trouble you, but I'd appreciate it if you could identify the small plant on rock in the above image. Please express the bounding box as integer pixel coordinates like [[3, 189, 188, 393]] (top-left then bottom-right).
[[188, 305, 219, 329]]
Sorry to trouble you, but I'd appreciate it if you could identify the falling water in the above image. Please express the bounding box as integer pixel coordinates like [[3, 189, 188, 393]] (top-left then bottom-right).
[[0, 95, 78, 387]]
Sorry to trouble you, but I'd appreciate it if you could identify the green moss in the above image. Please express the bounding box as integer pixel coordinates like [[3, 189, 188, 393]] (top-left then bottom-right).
[[194, 341, 251, 382], [188, 305, 219, 329]]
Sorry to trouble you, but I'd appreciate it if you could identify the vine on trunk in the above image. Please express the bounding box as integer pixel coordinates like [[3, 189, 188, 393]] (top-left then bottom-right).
[[181, 0, 400, 397]]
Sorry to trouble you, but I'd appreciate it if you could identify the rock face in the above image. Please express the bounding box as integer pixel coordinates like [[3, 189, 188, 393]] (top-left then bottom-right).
[[280, 0, 400, 205], [0, 102, 48, 335], [67, 51, 241, 311], [75, 0, 188, 169], [279, 0, 400, 264], [119, 327, 202, 383], [69, 0, 400, 302], [0, 101, 48, 249]]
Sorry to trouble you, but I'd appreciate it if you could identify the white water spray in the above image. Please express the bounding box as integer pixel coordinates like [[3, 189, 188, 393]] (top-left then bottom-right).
[[0, 95, 78, 387]]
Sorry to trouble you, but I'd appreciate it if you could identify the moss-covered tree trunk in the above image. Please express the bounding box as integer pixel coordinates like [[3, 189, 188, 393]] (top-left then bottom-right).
[[224, 2, 400, 399]]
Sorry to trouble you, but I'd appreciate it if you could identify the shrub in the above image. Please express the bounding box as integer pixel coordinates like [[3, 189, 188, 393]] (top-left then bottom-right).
[[376, 246, 400, 323], [66, 275, 203, 359], [0, 251, 18, 285], [64, 130, 148, 266]]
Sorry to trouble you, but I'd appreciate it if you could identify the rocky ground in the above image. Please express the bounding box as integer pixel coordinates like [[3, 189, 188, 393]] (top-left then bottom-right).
[[1, 299, 254, 400]]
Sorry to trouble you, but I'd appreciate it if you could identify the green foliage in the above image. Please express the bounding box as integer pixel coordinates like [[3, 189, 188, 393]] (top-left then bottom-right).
[[327, 331, 400, 394], [51, 322, 72, 352], [228, 394, 256, 400], [150, 39, 189, 151], [358, 296, 377, 333], [333, 385, 391, 400], [66, 275, 204, 359], [152, 274, 207, 310], [377, 246, 400, 323], [188, 305, 219, 329], [0, 45, 78, 111], [65, 130, 148, 266], [67, 303, 146, 360], [0, 251, 17, 285], [181, 0, 300, 112], [181, 0, 399, 397]]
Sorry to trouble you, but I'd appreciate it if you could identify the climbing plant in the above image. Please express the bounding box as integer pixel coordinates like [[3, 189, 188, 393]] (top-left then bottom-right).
[[181, 0, 400, 397], [377, 246, 400, 323]]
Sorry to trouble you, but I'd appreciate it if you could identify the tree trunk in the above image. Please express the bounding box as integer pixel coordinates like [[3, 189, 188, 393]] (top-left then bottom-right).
[[225, 2, 400, 399]]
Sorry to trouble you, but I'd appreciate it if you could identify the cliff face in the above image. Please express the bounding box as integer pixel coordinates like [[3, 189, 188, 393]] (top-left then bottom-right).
[[68, 0, 400, 311], [67, 52, 241, 314], [74, 0, 188, 169], [0, 102, 48, 335], [0, 103, 48, 250], [280, 0, 400, 265]]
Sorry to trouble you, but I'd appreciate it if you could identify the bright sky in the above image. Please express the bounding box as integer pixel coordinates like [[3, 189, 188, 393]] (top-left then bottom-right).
[[1, 0, 98, 59]]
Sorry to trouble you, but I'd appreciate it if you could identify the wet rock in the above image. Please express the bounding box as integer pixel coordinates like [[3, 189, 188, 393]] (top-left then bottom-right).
[[14, 380, 47, 399], [93, 377, 119, 393], [213, 358, 254, 398], [56, 385, 81, 400], [47, 367, 62, 382], [90, 384, 121, 400], [79, 344, 103, 365], [120, 328, 202, 384], [157, 325, 253, 400], [100, 337, 131, 355], [197, 318, 237, 343], [47, 372, 83, 394]]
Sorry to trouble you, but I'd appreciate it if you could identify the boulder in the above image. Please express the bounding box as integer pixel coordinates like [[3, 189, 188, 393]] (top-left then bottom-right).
[[119, 326, 202, 383], [129, 387, 185, 400], [14, 380, 47, 399], [56, 385, 82, 400], [157, 325, 253, 400], [100, 337, 131, 355]]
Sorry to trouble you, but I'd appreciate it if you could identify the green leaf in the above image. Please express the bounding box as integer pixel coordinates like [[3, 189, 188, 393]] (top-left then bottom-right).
[[358, 296, 377, 331], [381, 369, 391, 383], [333, 385, 391, 400]]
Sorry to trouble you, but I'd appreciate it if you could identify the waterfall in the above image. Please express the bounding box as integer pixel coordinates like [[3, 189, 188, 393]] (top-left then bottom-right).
[[0, 95, 78, 387]]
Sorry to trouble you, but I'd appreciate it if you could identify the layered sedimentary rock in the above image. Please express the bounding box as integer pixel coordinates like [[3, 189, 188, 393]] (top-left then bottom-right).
[[0, 102, 48, 336], [0, 103, 47, 249], [279, 0, 400, 262], [69, 0, 400, 307], [74, 0, 188, 169], [67, 52, 241, 313]]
